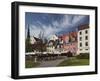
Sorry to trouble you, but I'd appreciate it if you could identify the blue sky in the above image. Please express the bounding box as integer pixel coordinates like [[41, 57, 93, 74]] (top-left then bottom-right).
[[25, 12, 89, 38]]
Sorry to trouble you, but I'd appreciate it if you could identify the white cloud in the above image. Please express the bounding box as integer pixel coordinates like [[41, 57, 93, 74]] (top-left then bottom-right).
[[52, 15, 72, 28], [27, 15, 87, 38], [72, 15, 86, 24], [29, 23, 62, 39], [52, 21, 59, 27], [60, 15, 72, 27]]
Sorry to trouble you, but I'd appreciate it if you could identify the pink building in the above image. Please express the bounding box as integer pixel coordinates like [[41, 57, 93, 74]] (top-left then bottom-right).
[[58, 31, 78, 55]]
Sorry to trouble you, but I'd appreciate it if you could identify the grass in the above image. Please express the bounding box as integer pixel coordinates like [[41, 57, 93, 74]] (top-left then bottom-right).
[[25, 60, 40, 68], [58, 57, 89, 66]]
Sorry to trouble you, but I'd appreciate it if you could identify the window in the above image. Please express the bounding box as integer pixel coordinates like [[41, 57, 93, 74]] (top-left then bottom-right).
[[85, 36, 88, 40], [79, 31, 82, 35], [85, 30, 88, 34], [80, 49, 82, 51], [85, 42, 88, 46], [85, 49, 88, 50], [80, 37, 82, 41], [80, 43, 82, 47]]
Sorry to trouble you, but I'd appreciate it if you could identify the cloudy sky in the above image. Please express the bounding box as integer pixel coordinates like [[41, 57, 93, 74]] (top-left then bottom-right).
[[25, 12, 89, 38]]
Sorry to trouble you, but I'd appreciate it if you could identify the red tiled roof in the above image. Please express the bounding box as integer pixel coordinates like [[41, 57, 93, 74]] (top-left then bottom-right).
[[78, 24, 89, 30]]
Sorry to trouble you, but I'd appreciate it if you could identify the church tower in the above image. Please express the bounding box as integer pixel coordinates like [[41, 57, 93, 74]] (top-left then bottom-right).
[[27, 24, 30, 39]]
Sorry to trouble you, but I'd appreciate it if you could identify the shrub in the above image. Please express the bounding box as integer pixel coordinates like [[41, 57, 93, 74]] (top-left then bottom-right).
[[76, 53, 89, 59], [66, 51, 73, 57]]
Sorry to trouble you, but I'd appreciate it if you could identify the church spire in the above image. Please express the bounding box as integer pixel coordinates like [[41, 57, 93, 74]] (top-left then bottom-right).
[[27, 24, 30, 39]]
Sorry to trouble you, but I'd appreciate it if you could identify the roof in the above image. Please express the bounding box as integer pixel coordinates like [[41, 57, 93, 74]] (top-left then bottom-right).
[[49, 34, 58, 41], [34, 36, 41, 41], [78, 24, 89, 30]]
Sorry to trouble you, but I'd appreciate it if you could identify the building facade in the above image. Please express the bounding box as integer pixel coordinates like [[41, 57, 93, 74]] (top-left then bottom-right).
[[30, 36, 36, 44], [46, 35, 58, 53], [58, 31, 78, 55], [77, 25, 90, 54]]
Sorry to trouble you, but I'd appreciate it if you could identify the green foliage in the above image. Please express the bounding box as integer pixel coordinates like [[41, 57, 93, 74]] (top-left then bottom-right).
[[76, 53, 89, 59], [25, 38, 47, 52], [32, 41, 47, 52], [25, 38, 33, 52], [58, 57, 89, 66], [25, 60, 40, 68]]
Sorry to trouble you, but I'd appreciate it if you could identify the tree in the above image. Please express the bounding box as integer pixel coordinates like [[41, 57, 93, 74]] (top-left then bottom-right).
[[25, 38, 33, 52], [27, 24, 30, 39], [38, 31, 47, 52], [25, 24, 33, 52]]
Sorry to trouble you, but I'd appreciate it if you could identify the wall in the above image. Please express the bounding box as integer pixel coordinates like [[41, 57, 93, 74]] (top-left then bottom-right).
[[0, 0, 99, 81], [77, 28, 90, 54]]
